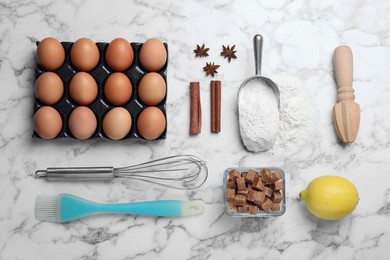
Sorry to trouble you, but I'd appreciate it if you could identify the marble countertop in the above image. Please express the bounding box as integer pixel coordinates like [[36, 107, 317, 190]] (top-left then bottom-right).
[[1, 0, 390, 259]]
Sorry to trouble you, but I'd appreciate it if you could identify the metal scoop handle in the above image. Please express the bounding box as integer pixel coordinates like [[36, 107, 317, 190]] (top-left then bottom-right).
[[254, 34, 263, 76]]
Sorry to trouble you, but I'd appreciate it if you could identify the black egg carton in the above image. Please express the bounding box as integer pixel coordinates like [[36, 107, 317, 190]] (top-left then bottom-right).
[[33, 41, 168, 140]]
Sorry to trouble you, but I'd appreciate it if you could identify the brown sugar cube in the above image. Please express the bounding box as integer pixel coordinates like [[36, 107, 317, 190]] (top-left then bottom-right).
[[247, 189, 256, 202], [249, 204, 258, 215], [238, 205, 249, 213], [245, 169, 257, 184], [272, 181, 284, 191], [252, 177, 265, 191], [226, 188, 236, 202], [237, 189, 249, 196], [264, 170, 280, 184], [261, 197, 273, 212], [257, 204, 264, 211], [253, 191, 265, 206], [261, 168, 273, 184], [234, 195, 247, 207], [228, 169, 241, 182], [247, 183, 253, 189], [241, 172, 247, 179], [227, 180, 237, 189], [258, 170, 263, 177], [227, 201, 237, 212], [236, 177, 246, 191], [271, 191, 282, 203], [271, 203, 281, 212], [272, 171, 282, 182], [264, 186, 273, 197]]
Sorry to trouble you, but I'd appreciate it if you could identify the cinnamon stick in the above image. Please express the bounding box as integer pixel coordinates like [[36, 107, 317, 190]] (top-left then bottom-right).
[[190, 82, 201, 135], [211, 81, 216, 132], [215, 80, 221, 132], [211, 80, 221, 133]]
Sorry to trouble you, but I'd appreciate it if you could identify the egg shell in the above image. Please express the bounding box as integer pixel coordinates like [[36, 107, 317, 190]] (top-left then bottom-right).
[[139, 38, 167, 72], [138, 72, 166, 106], [137, 107, 166, 140], [69, 72, 98, 105], [104, 72, 132, 106], [33, 106, 63, 139], [36, 37, 65, 71], [35, 72, 64, 105], [68, 106, 97, 140], [102, 107, 132, 140], [70, 38, 100, 71], [105, 38, 134, 72]]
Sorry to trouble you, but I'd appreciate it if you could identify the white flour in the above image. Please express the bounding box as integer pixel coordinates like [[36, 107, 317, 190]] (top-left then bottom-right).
[[239, 79, 279, 152], [239, 73, 319, 153]]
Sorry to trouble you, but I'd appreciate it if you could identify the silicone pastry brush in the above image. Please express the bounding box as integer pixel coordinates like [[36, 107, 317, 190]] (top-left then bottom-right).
[[35, 194, 205, 223], [332, 45, 360, 144]]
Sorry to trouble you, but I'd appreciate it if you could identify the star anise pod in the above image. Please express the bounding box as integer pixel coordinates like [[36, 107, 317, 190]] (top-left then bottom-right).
[[220, 45, 237, 62], [194, 44, 209, 57], [203, 62, 220, 77]]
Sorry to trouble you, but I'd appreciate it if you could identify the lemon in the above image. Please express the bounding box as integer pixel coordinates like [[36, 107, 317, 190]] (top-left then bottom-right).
[[299, 175, 359, 220]]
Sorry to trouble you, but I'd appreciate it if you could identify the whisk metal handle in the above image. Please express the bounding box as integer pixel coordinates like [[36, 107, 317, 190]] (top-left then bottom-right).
[[35, 167, 115, 181]]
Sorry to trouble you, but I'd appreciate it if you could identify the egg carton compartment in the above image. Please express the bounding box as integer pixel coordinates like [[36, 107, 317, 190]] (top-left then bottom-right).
[[33, 41, 168, 140]]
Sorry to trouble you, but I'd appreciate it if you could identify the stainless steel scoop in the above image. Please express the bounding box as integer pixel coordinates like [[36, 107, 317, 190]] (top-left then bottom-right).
[[238, 34, 280, 152], [238, 34, 280, 106]]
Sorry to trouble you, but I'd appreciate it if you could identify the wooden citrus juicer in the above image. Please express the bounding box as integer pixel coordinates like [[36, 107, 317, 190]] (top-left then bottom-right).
[[332, 45, 360, 144]]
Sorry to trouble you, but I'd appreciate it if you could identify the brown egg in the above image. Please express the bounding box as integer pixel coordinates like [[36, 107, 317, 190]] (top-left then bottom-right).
[[69, 72, 98, 105], [105, 38, 134, 71], [137, 107, 166, 140], [33, 106, 63, 139], [35, 72, 64, 105], [70, 38, 100, 71], [139, 38, 167, 72], [36, 37, 65, 71], [68, 106, 97, 140], [138, 72, 166, 105], [104, 73, 132, 106], [102, 107, 132, 140]]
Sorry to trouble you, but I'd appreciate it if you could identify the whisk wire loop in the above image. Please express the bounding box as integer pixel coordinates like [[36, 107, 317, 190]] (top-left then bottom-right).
[[114, 155, 208, 190]]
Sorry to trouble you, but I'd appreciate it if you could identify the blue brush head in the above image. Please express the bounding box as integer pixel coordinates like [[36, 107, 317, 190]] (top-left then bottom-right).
[[35, 194, 95, 222]]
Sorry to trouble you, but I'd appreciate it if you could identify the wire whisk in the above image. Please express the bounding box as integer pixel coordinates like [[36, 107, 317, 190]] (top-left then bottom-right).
[[35, 155, 208, 190]]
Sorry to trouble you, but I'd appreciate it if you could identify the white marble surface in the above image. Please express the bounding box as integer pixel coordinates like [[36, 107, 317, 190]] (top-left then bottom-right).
[[1, 0, 390, 259]]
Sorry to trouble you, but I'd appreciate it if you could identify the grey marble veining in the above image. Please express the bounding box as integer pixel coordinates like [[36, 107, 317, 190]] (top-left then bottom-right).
[[1, 0, 390, 259]]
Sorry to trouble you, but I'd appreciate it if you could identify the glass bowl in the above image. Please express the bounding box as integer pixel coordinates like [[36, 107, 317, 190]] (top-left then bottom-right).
[[223, 167, 286, 217]]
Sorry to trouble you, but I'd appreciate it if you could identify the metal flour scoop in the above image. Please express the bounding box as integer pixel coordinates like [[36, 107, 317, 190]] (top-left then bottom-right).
[[238, 35, 280, 152]]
